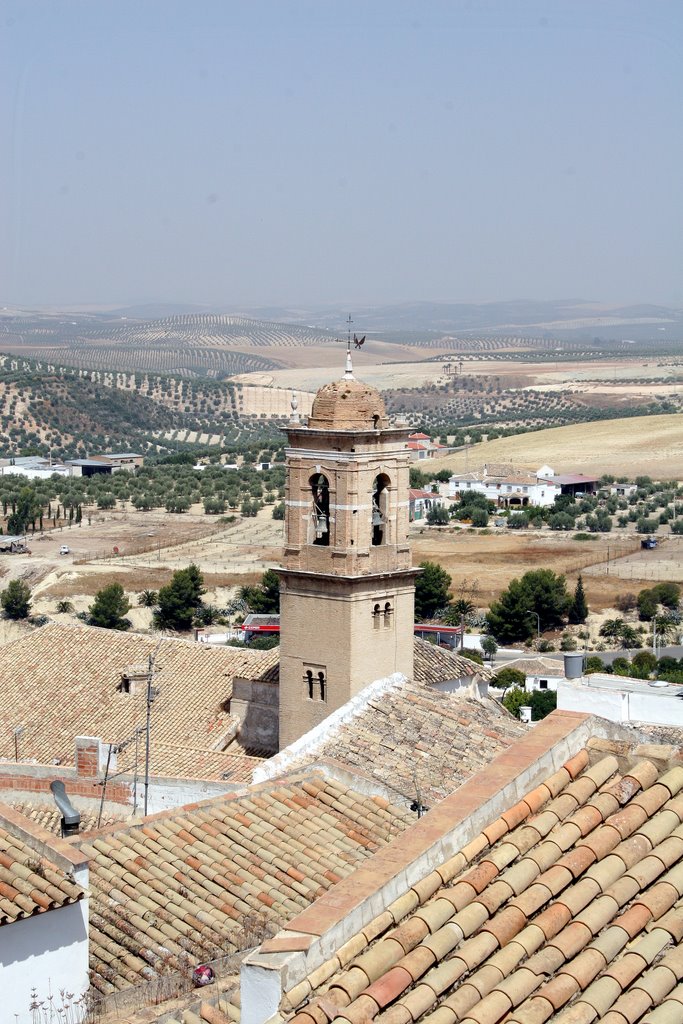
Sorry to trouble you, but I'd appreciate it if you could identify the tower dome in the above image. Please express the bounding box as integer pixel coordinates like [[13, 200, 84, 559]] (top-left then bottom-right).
[[307, 377, 387, 431]]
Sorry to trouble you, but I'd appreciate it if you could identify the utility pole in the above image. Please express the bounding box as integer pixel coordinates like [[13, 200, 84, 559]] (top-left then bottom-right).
[[144, 639, 164, 816]]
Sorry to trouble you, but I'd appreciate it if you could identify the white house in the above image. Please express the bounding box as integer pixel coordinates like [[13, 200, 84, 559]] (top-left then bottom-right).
[[407, 432, 446, 461], [409, 488, 442, 521], [505, 656, 566, 693], [448, 463, 561, 508], [0, 805, 89, 1024]]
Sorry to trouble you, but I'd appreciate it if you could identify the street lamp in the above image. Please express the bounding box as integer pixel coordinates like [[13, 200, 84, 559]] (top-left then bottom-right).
[[526, 609, 541, 641]]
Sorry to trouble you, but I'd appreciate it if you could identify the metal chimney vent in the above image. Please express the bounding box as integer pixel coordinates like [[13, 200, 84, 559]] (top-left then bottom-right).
[[50, 780, 81, 838]]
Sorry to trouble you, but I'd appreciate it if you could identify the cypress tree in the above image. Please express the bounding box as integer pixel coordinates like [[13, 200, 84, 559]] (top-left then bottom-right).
[[569, 575, 588, 624]]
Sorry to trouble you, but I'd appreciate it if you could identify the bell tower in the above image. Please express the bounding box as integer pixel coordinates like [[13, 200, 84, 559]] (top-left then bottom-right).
[[277, 349, 417, 749]]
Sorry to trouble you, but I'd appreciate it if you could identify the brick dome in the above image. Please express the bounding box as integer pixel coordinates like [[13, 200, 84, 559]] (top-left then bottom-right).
[[307, 377, 387, 431]]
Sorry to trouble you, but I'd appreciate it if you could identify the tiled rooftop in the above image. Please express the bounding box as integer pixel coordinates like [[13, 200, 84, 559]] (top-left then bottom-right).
[[0, 819, 85, 924], [76, 774, 414, 994], [5, 799, 125, 834], [505, 657, 566, 678], [0, 624, 277, 778], [277, 740, 683, 1024], [413, 638, 493, 686], [260, 676, 525, 806]]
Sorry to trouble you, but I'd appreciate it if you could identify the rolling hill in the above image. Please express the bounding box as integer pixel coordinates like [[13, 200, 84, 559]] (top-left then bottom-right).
[[433, 413, 683, 479]]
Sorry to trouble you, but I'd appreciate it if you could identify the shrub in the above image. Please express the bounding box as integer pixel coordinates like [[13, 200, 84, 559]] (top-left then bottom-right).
[[88, 583, 131, 630], [1, 580, 32, 619], [614, 593, 637, 612]]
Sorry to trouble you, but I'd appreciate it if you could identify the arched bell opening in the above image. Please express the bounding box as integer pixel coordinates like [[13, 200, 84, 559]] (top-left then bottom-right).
[[371, 474, 391, 546], [310, 473, 330, 546]]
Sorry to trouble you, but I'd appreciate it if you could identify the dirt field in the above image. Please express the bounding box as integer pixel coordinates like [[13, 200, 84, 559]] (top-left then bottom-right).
[[433, 413, 683, 478], [410, 527, 649, 607], [0, 506, 284, 646]]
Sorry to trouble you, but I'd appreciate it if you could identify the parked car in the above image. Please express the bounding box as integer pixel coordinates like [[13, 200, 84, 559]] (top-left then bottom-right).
[[59, 545, 70, 555]]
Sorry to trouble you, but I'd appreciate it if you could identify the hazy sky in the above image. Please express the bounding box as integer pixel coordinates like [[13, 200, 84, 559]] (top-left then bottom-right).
[[1, 1, 681, 309]]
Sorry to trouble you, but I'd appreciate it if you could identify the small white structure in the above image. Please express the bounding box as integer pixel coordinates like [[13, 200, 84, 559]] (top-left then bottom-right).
[[505, 656, 566, 694], [448, 464, 561, 509], [558, 673, 683, 728]]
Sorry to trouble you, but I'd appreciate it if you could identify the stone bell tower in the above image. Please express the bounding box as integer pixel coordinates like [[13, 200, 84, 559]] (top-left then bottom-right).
[[277, 350, 417, 749]]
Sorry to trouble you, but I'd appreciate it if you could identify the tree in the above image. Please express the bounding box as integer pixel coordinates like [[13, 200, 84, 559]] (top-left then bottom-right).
[[568, 575, 588, 624], [239, 569, 281, 614], [414, 561, 451, 621], [599, 618, 626, 640], [619, 625, 640, 649], [138, 589, 158, 607], [491, 666, 526, 690], [652, 582, 680, 609], [507, 513, 529, 529], [427, 505, 450, 526], [481, 635, 498, 662], [637, 589, 659, 621], [470, 507, 489, 527], [502, 687, 528, 718], [530, 689, 557, 720], [88, 583, 131, 630], [630, 650, 657, 679], [155, 564, 205, 631], [486, 569, 571, 644], [585, 655, 606, 674], [1, 579, 31, 619], [548, 512, 574, 531]]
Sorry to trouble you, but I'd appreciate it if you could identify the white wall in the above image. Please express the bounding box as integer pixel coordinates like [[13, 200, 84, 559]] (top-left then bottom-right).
[[0, 900, 89, 1023], [557, 679, 683, 727], [525, 675, 563, 694]]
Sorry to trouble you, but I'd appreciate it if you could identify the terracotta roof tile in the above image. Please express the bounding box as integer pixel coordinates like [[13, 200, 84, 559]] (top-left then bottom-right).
[[0, 821, 85, 924], [267, 674, 524, 806], [75, 773, 413, 995], [278, 749, 683, 1024], [0, 624, 276, 779]]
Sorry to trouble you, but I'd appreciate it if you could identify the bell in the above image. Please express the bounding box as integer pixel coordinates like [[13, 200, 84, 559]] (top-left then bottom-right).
[[315, 514, 328, 538], [372, 508, 384, 527]]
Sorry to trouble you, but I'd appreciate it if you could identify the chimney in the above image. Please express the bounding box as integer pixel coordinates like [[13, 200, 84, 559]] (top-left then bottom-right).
[[50, 780, 81, 837], [119, 662, 148, 694], [75, 735, 113, 777]]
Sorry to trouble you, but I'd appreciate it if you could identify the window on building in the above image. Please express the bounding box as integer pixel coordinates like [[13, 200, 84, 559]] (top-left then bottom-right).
[[371, 474, 390, 546], [304, 666, 327, 701], [372, 598, 394, 628], [539, 679, 548, 690], [310, 473, 330, 546]]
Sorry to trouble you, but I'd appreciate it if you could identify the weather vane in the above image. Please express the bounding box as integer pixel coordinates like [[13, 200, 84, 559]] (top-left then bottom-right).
[[341, 314, 365, 354]]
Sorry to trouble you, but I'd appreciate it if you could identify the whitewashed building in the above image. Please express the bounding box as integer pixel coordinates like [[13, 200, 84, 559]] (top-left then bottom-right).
[[448, 463, 561, 508]]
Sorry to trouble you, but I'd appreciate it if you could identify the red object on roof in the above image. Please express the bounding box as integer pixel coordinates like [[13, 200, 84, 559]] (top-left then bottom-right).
[[409, 432, 431, 440], [409, 489, 436, 499]]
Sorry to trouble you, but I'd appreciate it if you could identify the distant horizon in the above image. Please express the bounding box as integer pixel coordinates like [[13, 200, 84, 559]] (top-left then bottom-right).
[[3, 295, 682, 317]]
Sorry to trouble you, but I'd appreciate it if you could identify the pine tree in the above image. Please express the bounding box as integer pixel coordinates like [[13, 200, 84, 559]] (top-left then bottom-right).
[[569, 575, 588, 624]]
